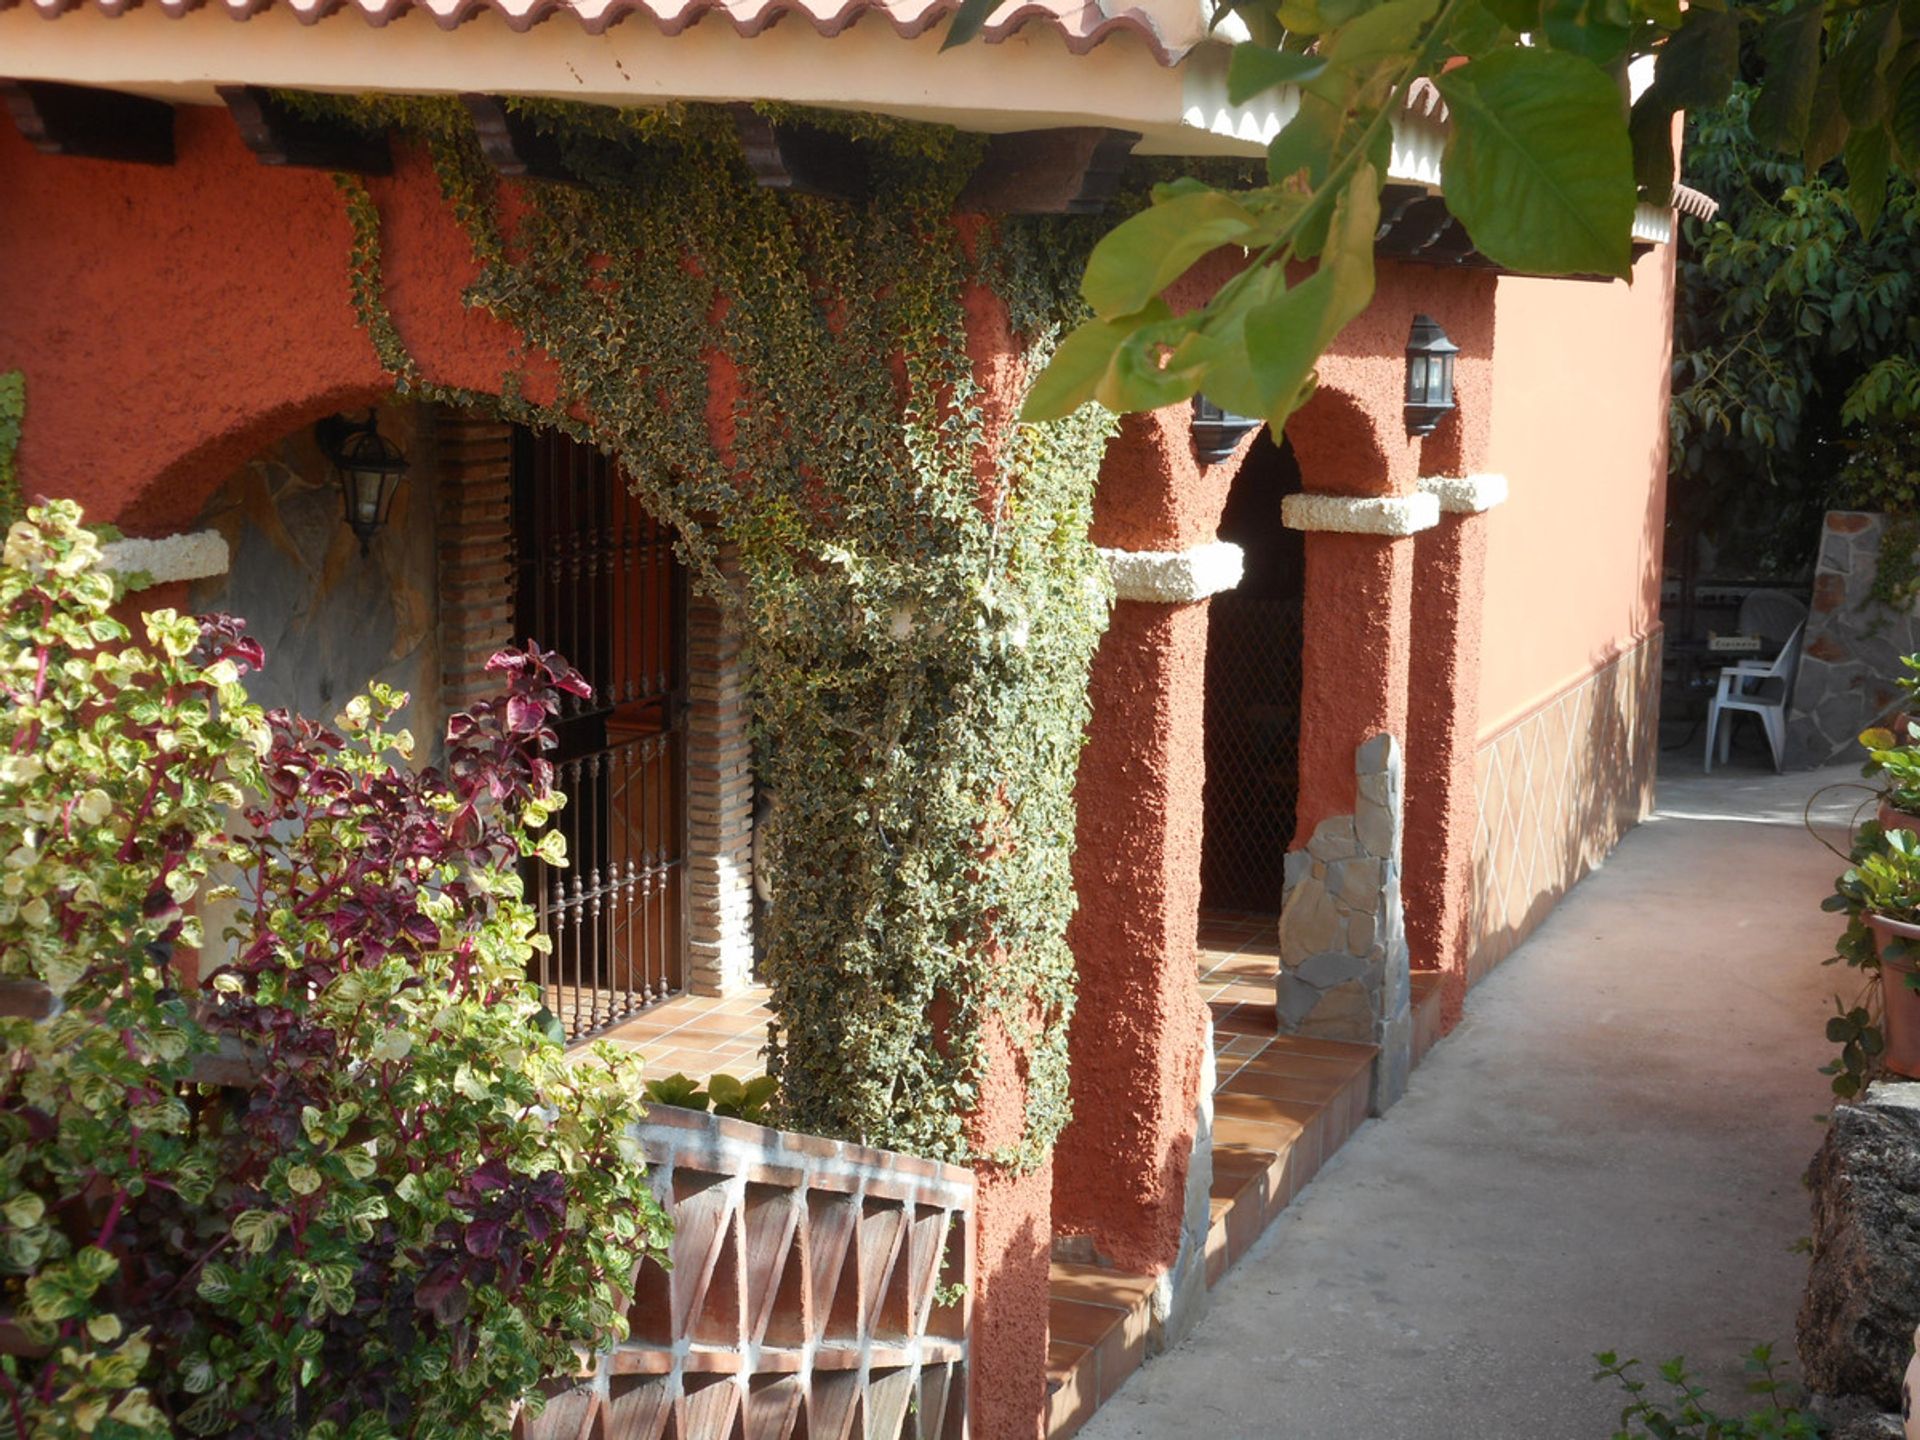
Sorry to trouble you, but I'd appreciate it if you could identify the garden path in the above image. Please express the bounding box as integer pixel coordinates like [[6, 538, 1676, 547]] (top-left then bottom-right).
[[1081, 759, 1863, 1439]]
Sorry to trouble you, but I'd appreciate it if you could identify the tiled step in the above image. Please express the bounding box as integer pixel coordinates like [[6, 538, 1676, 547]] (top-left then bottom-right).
[[1045, 1033, 1376, 1439], [1203, 1036, 1375, 1287], [1043, 1262, 1158, 1436]]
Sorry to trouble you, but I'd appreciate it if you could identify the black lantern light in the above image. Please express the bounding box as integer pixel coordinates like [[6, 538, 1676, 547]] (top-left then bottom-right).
[[316, 410, 409, 555], [1190, 393, 1263, 465], [1404, 314, 1458, 436]]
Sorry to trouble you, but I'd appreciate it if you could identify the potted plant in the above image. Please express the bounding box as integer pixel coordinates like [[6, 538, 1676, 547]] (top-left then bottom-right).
[[1831, 827, 1920, 1078], [1859, 722, 1920, 833]]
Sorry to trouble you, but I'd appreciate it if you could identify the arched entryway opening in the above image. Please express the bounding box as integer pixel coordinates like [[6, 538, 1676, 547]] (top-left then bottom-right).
[[1201, 427, 1305, 919], [181, 401, 725, 1041]]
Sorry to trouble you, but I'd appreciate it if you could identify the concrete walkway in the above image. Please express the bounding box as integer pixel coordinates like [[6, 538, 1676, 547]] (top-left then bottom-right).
[[1084, 760, 1868, 1439]]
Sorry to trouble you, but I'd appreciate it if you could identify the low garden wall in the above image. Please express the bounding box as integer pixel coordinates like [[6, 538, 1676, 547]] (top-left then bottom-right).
[[1787, 511, 1920, 767], [524, 1106, 974, 1440]]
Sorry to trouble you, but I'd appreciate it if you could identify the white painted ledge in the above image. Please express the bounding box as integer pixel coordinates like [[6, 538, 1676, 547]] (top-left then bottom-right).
[[100, 530, 230, 589], [1280, 492, 1439, 537], [1100, 541, 1244, 603], [1417, 473, 1508, 515]]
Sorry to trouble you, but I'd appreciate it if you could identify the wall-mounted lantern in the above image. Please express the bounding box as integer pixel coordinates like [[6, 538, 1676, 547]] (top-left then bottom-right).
[[1191, 393, 1263, 465], [1405, 314, 1458, 436], [316, 410, 408, 556]]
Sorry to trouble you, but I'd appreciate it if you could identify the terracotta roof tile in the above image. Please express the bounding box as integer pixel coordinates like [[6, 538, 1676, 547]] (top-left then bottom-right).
[[5, 0, 1186, 61]]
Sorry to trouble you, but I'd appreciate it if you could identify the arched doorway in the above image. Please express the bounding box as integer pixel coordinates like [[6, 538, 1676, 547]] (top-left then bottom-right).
[[1201, 429, 1305, 916]]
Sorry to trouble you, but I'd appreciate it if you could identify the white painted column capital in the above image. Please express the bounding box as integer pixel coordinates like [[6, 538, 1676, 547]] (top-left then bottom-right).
[[1280, 491, 1440, 537], [1417, 473, 1508, 515], [1099, 540, 1245, 603]]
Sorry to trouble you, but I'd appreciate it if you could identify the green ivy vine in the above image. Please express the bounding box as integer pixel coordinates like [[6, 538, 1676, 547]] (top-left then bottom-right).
[[308, 96, 1116, 1169], [0, 371, 22, 526]]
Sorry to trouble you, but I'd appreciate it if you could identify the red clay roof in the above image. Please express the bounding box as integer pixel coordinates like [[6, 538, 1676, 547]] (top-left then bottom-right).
[[3, 0, 1185, 60]]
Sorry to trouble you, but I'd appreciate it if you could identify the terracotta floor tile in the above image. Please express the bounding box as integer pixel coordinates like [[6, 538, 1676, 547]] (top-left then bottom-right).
[[1048, 1297, 1128, 1349], [1048, 1262, 1157, 1310], [1214, 1090, 1321, 1130], [1212, 1114, 1304, 1154], [1262, 1035, 1379, 1062], [1220, 1067, 1347, 1106]]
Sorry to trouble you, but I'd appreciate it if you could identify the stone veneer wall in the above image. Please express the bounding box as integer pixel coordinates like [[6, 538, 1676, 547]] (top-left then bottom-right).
[[1787, 511, 1920, 767], [1277, 733, 1412, 1111], [1466, 633, 1660, 985], [189, 401, 446, 751]]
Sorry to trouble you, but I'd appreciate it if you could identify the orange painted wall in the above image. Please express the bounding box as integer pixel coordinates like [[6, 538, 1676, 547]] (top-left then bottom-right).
[[1476, 244, 1675, 740]]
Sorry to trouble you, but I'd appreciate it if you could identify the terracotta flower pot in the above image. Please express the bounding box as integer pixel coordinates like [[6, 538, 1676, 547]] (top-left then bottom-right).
[[1864, 913, 1920, 1078], [1880, 802, 1920, 837]]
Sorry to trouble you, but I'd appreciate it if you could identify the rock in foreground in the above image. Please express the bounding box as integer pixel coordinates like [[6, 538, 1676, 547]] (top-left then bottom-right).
[[1799, 1083, 1920, 1410]]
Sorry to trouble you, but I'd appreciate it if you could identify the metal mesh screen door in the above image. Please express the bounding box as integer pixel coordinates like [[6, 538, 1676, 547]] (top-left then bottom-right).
[[512, 426, 687, 1039], [1201, 430, 1305, 914]]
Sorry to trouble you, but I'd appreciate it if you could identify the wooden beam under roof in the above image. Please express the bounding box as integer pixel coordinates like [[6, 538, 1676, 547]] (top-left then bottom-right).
[[958, 127, 1141, 215], [0, 80, 174, 166], [730, 105, 869, 205], [460, 95, 580, 184], [218, 86, 391, 176]]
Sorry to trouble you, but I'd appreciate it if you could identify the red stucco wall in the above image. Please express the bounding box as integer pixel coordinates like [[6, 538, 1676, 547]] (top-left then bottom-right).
[[0, 108, 1059, 1437], [1477, 246, 1675, 740]]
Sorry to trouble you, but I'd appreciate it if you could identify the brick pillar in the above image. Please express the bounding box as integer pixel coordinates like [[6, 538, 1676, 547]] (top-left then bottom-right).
[[1403, 475, 1503, 1030], [685, 545, 756, 996], [433, 409, 516, 719]]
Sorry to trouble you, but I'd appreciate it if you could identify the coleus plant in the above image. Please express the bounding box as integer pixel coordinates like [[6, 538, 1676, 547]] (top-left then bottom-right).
[[0, 501, 667, 1440]]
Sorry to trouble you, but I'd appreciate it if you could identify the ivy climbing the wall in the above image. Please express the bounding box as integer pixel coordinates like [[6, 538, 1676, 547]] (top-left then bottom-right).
[[314, 98, 1115, 1169], [0, 371, 22, 526]]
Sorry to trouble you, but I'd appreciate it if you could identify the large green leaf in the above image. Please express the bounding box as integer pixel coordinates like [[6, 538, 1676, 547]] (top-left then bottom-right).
[[939, 0, 1000, 49], [1846, 124, 1893, 235], [1227, 44, 1327, 103], [1653, 6, 1740, 112], [1021, 304, 1208, 420], [1436, 50, 1637, 278], [1242, 169, 1381, 423], [1893, 62, 1920, 168], [1324, 0, 1442, 70], [1751, 3, 1826, 153], [1805, 62, 1852, 174], [1838, 3, 1903, 127], [1079, 191, 1261, 319]]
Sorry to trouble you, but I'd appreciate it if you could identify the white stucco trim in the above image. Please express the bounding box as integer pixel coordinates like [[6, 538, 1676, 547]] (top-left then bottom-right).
[[1101, 540, 1244, 603], [1280, 492, 1439, 537], [1631, 202, 1674, 246], [1417, 473, 1508, 515], [100, 530, 230, 589]]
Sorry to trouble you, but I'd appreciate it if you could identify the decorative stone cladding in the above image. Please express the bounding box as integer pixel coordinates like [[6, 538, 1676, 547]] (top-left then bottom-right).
[[433, 409, 518, 721], [1466, 634, 1659, 985], [522, 1106, 973, 1440], [1275, 734, 1412, 1111], [685, 548, 756, 996], [1149, 1017, 1215, 1354], [434, 411, 757, 997], [1787, 511, 1920, 767]]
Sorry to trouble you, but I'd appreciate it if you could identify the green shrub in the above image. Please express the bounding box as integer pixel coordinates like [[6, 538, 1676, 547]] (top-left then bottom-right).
[[1593, 1346, 1823, 1439], [0, 501, 668, 1440]]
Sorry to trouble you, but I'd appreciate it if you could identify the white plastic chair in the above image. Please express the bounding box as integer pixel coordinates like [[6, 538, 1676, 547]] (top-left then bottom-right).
[[1704, 622, 1804, 774]]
